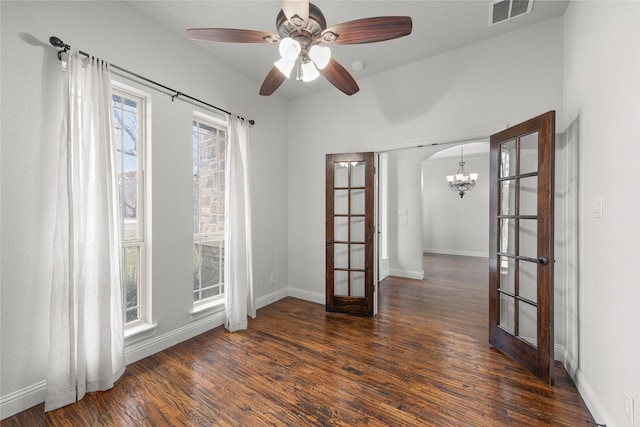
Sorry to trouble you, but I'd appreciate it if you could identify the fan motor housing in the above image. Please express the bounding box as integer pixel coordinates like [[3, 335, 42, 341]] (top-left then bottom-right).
[[276, 3, 327, 43]]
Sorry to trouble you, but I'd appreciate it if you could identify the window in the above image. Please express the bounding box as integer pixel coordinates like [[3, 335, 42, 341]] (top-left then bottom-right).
[[192, 113, 227, 309], [112, 85, 149, 330]]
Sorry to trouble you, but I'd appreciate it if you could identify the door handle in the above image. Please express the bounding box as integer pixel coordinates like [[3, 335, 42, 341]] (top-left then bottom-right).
[[537, 256, 548, 265], [327, 239, 334, 244]]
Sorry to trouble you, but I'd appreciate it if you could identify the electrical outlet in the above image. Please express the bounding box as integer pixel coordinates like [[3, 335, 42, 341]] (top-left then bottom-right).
[[624, 389, 635, 425], [270, 273, 276, 285]]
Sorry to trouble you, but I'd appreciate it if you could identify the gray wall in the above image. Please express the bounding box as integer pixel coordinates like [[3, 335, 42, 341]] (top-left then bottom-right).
[[1, 0, 289, 416], [421, 150, 490, 257], [562, 2, 640, 426]]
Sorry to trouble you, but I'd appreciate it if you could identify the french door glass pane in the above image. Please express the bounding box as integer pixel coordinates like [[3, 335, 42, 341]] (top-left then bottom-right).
[[500, 179, 516, 215], [519, 302, 538, 348], [335, 162, 348, 187], [350, 217, 365, 242], [351, 272, 365, 297], [335, 217, 348, 241], [334, 243, 348, 269], [519, 260, 538, 303], [499, 294, 515, 334], [351, 189, 365, 215], [500, 140, 516, 178], [335, 271, 348, 296], [334, 190, 349, 215], [499, 218, 515, 255], [519, 219, 537, 259], [350, 244, 365, 269], [499, 256, 515, 293], [520, 132, 539, 175], [520, 175, 538, 216], [351, 161, 365, 187]]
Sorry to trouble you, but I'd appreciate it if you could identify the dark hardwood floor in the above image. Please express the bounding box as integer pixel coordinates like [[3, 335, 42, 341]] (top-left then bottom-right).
[[3, 253, 595, 426]]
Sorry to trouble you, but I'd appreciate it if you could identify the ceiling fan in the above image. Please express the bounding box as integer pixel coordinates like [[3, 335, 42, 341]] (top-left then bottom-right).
[[186, 1, 412, 96]]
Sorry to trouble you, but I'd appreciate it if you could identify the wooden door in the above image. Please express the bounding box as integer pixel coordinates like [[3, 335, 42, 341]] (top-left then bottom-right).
[[489, 111, 555, 385], [326, 152, 375, 316]]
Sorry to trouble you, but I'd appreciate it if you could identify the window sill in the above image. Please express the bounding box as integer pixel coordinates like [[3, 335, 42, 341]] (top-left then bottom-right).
[[189, 298, 225, 322], [124, 322, 157, 347]]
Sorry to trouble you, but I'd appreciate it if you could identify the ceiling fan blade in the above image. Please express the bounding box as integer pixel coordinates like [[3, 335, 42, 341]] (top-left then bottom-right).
[[320, 16, 412, 45], [281, 0, 309, 28], [187, 28, 279, 44], [259, 66, 287, 96], [319, 58, 359, 96]]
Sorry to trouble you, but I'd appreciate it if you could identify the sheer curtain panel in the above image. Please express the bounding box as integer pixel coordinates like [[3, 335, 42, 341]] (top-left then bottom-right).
[[46, 50, 125, 412], [224, 116, 256, 332]]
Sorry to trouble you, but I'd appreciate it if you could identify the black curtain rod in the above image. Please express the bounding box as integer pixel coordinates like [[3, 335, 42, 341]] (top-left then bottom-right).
[[49, 36, 255, 126]]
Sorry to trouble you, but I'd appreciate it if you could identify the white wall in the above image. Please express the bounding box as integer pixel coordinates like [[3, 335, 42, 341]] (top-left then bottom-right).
[[287, 17, 563, 302], [386, 147, 427, 279], [421, 150, 490, 257], [0, 1, 289, 418], [562, 2, 640, 426]]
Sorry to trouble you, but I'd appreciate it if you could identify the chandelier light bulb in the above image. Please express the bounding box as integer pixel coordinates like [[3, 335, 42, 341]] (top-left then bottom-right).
[[279, 37, 301, 60], [309, 45, 331, 69], [301, 60, 320, 82]]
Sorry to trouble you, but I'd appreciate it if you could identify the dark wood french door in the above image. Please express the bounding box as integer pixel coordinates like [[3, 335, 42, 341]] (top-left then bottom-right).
[[325, 152, 375, 316], [489, 111, 555, 385]]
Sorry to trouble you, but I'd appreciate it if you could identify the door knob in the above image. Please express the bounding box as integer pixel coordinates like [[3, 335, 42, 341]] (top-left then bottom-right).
[[537, 256, 548, 265]]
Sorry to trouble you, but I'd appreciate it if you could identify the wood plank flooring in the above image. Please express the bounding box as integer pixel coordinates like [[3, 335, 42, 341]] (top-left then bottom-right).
[[3, 254, 595, 426]]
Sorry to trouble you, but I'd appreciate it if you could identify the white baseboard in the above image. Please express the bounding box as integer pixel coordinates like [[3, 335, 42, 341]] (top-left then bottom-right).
[[256, 288, 289, 309], [389, 268, 425, 280], [1, 289, 292, 420], [573, 367, 612, 426], [423, 248, 489, 258], [125, 311, 225, 365], [287, 287, 325, 305], [0, 380, 47, 420]]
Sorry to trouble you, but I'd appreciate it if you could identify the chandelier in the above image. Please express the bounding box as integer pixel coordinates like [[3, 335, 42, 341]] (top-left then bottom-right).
[[446, 147, 478, 198]]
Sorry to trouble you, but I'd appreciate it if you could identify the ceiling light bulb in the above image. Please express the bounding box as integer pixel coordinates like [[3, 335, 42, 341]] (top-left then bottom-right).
[[274, 57, 295, 78], [470, 173, 479, 181], [279, 37, 301, 61], [301, 61, 320, 82], [309, 45, 331, 70]]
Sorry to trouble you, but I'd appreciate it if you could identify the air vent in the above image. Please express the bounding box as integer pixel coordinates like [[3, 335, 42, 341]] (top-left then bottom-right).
[[490, 0, 534, 26]]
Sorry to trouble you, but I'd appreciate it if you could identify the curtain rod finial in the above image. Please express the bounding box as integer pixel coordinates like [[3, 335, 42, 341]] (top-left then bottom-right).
[[50, 36, 65, 48]]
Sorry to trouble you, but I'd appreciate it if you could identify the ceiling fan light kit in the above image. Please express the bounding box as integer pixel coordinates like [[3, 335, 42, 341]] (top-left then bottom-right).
[[186, 1, 412, 96]]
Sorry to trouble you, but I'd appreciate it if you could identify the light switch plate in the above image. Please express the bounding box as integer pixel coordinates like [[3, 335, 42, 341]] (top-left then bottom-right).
[[592, 196, 603, 218]]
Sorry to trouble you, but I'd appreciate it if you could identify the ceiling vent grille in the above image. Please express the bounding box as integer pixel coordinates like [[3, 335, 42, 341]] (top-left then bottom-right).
[[489, 0, 534, 26]]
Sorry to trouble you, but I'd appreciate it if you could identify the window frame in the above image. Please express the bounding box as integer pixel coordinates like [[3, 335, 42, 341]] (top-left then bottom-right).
[[192, 110, 228, 313], [112, 81, 154, 339]]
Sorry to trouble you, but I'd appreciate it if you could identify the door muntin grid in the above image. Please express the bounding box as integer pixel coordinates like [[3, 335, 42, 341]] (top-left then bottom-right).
[[333, 161, 366, 297], [497, 132, 540, 348]]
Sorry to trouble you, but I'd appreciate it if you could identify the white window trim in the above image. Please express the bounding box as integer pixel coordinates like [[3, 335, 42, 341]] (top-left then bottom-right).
[[189, 296, 225, 322], [191, 110, 227, 317], [112, 80, 154, 341]]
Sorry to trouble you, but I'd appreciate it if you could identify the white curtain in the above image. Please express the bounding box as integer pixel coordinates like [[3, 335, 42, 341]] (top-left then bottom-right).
[[46, 50, 125, 412], [224, 116, 255, 332]]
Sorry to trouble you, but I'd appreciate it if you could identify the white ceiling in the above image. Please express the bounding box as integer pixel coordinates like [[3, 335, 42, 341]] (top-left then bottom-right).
[[127, 0, 569, 100]]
